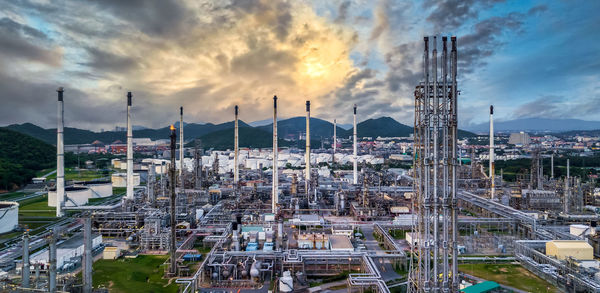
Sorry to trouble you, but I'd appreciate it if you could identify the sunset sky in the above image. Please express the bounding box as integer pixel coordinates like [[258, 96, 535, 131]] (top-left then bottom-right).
[[1, 0, 598, 130]]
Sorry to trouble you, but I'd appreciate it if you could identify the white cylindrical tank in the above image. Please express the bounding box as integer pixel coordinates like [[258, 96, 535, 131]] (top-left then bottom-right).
[[82, 181, 113, 197], [250, 261, 261, 278], [279, 271, 293, 292], [48, 186, 91, 207], [0, 202, 19, 233]]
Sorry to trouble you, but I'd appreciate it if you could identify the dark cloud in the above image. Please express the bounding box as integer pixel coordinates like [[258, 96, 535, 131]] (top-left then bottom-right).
[[87, 0, 192, 37], [424, 0, 505, 32], [335, 1, 351, 23], [80, 47, 139, 73], [0, 17, 60, 66], [513, 95, 563, 118]]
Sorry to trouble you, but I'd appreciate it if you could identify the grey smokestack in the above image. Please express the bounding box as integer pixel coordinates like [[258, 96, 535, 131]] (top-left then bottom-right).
[[305, 101, 311, 199], [353, 104, 358, 185], [489, 105, 495, 200], [56, 87, 65, 217], [22, 231, 30, 288], [333, 119, 336, 163], [49, 229, 57, 293], [272, 96, 278, 214], [179, 106, 184, 189], [234, 105, 239, 186], [83, 217, 92, 293], [126, 92, 134, 200], [169, 125, 177, 275]]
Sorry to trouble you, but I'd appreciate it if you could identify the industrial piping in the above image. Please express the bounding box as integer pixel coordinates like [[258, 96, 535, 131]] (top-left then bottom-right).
[[353, 104, 358, 185], [490, 105, 495, 200], [305, 101, 311, 199], [49, 229, 57, 293], [126, 92, 134, 200], [272, 96, 278, 214], [56, 87, 65, 217]]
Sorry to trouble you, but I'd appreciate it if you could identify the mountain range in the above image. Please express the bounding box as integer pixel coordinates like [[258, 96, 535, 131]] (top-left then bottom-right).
[[467, 118, 600, 133], [2, 116, 476, 148]]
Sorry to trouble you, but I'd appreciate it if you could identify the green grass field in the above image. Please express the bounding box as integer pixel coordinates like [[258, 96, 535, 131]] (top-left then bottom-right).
[[18, 195, 55, 217], [45, 168, 107, 181], [93, 255, 178, 293], [459, 263, 558, 292], [0, 191, 28, 201]]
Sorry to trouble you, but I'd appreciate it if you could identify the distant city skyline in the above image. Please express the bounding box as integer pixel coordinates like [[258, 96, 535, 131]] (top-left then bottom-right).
[[0, 0, 598, 131]]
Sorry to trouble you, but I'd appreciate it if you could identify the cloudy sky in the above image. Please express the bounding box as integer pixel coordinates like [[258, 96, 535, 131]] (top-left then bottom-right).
[[1, 0, 599, 131]]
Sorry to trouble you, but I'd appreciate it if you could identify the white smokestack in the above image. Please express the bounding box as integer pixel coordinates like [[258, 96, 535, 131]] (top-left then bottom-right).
[[305, 101, 311, 198], [333, 119, 336, 163], [489, 105, 495, 200], [126, 92, 134, 200], [272, 96, 278, 214], [353, 104, 358, 185], [56, 87, 65, 217], [234, 105, 239, 186], [179, 106, 184, 189]]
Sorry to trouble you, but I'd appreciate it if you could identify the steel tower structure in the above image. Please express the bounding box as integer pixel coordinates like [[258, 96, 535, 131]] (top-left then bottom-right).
[[409, 36, 459, 293]]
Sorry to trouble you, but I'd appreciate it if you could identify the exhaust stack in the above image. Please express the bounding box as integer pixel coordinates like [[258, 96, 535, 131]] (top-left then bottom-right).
[[56, 88, 65, 217], [565, 158, 570, 213], [126, 92, 134, 200], [490, 105, 495, 200], [49, 229, 57, 293], [179, 107, 184, 189], [169, 125, 177, 275], [333, 119, 336, 163], [22, 231, 30, 288], [353, 104, 358, 185], [272, 96, 278, 214], [234, 105, 239, 187], [305, 101, 311, 199], [83, 217, 92, 293]]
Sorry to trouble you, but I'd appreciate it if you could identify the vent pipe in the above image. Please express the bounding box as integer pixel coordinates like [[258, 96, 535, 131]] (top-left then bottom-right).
[[305, 101, 311, 199], [353, 104, 358, 185], [272, 96, 278, 214], [234, 105, 239, 187], [490, 105, 495, 200], [126, 92, 134, 200]]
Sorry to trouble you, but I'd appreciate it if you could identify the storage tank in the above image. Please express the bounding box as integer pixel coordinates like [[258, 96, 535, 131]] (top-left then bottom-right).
[[48, 186, 91, 207], [80, 181, 113, 197], [0, 202, 19, 233], [279, 271, 293, 292]]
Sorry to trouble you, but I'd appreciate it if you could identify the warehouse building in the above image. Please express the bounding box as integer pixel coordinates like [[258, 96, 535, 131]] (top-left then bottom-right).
[[546, 240, 593, 260]]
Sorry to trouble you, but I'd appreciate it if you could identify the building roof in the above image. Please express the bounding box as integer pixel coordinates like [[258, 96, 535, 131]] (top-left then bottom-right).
[[460, 281, 500, 293], [547, 240, 593, 249], [329, 235, 353, 250]]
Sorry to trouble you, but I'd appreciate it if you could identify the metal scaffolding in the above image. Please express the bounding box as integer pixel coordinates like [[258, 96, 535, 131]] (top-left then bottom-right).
[[409, 36, 458, 293]]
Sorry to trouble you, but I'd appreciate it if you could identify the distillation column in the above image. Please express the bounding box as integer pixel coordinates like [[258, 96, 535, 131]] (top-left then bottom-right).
[[22, 231, 30, 289], [169, 125, 177, 275], [333, 119, 337, 163], [409, 36, 459, 293]]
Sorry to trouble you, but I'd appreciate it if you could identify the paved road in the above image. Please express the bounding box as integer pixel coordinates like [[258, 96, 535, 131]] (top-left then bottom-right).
[[361, 225, 402, 282]]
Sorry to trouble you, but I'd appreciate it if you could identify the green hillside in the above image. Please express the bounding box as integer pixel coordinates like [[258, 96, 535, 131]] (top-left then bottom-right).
[[195, 127, 292, 149], [258, 117, 345, 139], [6, 120, 251, 145], [0, 128, 54, 191]]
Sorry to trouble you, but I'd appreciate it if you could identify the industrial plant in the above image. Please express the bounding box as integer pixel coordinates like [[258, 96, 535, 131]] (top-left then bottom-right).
[[1, 34, 600, 293]]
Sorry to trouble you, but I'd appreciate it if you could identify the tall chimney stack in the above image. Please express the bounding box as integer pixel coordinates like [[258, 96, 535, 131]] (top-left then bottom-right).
[[22, 230, 30, 288], [49, 229, 57, 293], [353, 104, 358, 185], [83, 217, 92, 293], [179, 106, 184, 189], [169, 125, 177, 275], [56, 88, 65, 217], [305, 101, 311, 199], [126, 92, 134, 200], [272, 96, 278, 214], [489, 105, 495, 200], [234, 105, 239, 187], [565, 158, 570, 213], [333, 119, 336, 163]]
